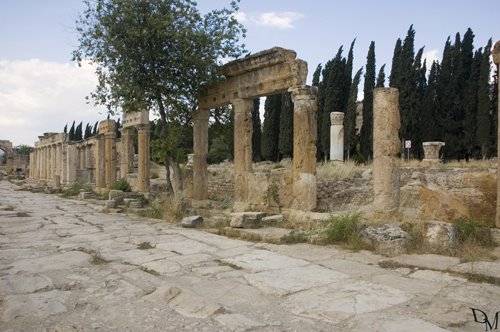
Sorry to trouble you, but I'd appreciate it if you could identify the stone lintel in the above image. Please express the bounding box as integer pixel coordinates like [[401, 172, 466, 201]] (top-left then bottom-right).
[[492, 40, 500, 65], [122, 110, 149, 128], [199, 59, 307, 109], [222, 47, 297, 77]]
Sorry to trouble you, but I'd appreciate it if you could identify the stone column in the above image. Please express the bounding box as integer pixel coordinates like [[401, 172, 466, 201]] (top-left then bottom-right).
[[55, 143, 62, 187], [422, 142, 445, 165], [192, 108, 210, 200], [120, 127, 134, 179], [289, 85, 318, 211], [232, 98, 254, 202], [137, 124, 150, 192], [66, 145, 78, 184], [492, 41, 500, 227], [330, 112, 344, 162], [373, 88, 401, 214], [94, 136, 105, 188], [104, 129, 117, 189]]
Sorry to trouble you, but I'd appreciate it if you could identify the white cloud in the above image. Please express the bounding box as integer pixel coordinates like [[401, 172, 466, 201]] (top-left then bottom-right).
[[0, 59, 109, 146], [237, 11, 304, 30], [423, 49, 440, 66]]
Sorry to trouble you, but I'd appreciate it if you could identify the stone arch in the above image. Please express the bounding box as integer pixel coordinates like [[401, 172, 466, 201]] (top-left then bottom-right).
[[193, 47, 318, 211], [0, 140, 14, 174]]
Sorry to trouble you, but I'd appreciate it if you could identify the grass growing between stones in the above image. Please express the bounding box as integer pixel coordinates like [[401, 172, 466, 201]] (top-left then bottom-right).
[[137, 242, 155, 250], [314, 213, 371, 251], [15, 211, 31, 217], [61, 182, 93, 198], [140, 266, 160, 276], [88, 250, 108, 265]]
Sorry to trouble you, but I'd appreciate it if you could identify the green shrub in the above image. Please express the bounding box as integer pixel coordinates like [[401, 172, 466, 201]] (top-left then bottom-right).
[[322, 213, 361, 244], [112, 178, 132, 192], [61, 182, 92, 197], [454, 219, 494, 248]]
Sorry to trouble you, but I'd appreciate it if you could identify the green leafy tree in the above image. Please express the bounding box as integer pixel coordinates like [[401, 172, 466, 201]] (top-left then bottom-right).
[[208, 105, 233, 163], [279, 92, 293, 158], [73, 0, 246, 193], [261, 94, 281, 161]]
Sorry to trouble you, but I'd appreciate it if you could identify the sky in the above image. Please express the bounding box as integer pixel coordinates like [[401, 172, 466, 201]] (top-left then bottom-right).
[[0, 0, 499, 147]]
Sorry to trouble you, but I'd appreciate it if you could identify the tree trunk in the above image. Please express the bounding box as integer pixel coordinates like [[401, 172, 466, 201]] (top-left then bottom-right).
[[157, 96, 174, 194], [167, 155, 183, 195]]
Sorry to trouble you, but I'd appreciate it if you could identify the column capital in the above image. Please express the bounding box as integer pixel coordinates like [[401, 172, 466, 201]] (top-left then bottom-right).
[[330, 112, 345, 126], [193, 108, 210, 121], [493, 40, 500, 65], [288, 85, 318, 101]]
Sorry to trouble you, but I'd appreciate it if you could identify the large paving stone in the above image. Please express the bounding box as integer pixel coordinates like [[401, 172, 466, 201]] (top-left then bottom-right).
[[215, 313, 266, 331], [8, 251, 92, 274], [1, 290, 70, 322], [221, 250, 309, 273]]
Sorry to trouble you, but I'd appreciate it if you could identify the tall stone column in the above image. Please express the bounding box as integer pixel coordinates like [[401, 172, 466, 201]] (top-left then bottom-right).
[[120, 127, 134, 179], [232, 98, 254, 202], [55, 143, 62, 187], [192, 108, 210, 200], [289, 85, 318, 211], [104, 130, 117, 189], [492, 41, 500, 227], [330, 112, 344, 162], [137, 124, 150, 192], [66, 145, 78, 184], [373, 88, 401, 214], [94, 136, 105, 188]]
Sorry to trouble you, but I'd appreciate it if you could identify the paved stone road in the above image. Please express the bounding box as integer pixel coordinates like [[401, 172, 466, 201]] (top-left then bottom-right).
[[1, 181, 499, 331]]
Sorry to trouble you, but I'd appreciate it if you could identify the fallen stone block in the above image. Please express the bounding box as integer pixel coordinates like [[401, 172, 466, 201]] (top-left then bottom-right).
[[230, 212, 266, 229], [361, 224, 410, 256], [109, 190, 125, 204], [79, 192, 93, 199], [128, 199, 143, 209], [262, 214, 284, 225], [105, 200, 117, 208], [181, 216, 203, 228]]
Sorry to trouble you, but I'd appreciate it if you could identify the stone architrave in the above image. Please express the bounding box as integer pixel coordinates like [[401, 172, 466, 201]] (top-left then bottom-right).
[[492, 40, 500, 228], [137, 124, 150, 192], [120, 127, 134, 178], [330, 112, 344, 162], [422, 142, 445, 164], [192, 109, 210, 200], [373, 88, 401, 215], [289, 85, 318, 211], [232, 98, 254, 202]]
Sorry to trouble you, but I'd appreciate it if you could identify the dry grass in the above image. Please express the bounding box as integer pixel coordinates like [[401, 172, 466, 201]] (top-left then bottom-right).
[[138, 193, 189, 222], [398, 158, 496, 169], [316, 161, 367, 180]]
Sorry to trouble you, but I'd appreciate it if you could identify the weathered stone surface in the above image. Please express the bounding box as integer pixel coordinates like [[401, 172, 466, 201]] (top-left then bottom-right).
[[361, 224, 410, 256], [215, 313, 266, 331], [230, 212, 266, 229], [2, 290, 70, 322], [373, 88, 400, 214], [330, 112, 344, 162], [422, 141, 445, 164], [262, 214, 284, 225], [128, 199, 143, 209], [181, 215, 204, 228], [105, 199, 117, 208], [79, 191, 93, 199], [109, 190, 125, 203], [425, 221, 455, 250]]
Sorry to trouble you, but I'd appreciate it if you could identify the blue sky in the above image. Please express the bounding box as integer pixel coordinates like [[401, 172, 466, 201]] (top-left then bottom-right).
[[0, 0, 499, 146]]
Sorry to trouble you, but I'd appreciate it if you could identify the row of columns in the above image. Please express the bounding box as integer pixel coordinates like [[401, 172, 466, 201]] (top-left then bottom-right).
[[192, 85, 318, 211], [30, 142, 65, 187], [117, 124, 150, 192]]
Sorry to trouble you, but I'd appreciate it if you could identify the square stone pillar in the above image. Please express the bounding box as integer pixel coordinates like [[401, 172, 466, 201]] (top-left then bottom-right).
[[232, 98, 254, 202], [94, 136, 105, 188], [137, 124, 150, 192], [289, 85, 318, 211], [66, 145, 78, 184], [373, 88, 401, 215], [192, 108, 210, 200], [120, 127, 134, 179], [492, 41, 500, 227]]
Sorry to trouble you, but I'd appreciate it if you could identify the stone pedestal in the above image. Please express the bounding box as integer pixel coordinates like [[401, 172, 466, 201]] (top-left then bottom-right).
[[137, 124, 150, 192], [192, 109, 210, 200], [330, 112, 344, 162], [422, 142, 445, 165], [233, 98, 254, 202], [289, 85, 318, 211], [492, 41, 500, 228], [373, 88, 401, 215]]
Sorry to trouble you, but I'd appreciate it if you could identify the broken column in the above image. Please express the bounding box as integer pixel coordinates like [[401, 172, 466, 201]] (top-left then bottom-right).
[[422, 142, 445, 165], [373, 88, 401, 214], [192, 108, 210, 200], [289, 85, 318, 211], [137, 124, 150, 192], [330, 112, 344, 162], [492, 40, 500, 228], [232, 98, 254, 202]]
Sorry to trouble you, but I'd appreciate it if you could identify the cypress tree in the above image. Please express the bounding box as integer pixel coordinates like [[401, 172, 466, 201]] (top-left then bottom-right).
[[93, 121, 99, 136], [463, 48, 482, 158], [491, 67, 498, 155], [421, 61, 441, 141], [345, 68, 363, 160], [116, 119, 122, 139], [251, 98, 262, 162], [476, 39, 493, 158], [360, 41, 376, 161], [69, 121, 76, 141], [312, 64, 322, 87], [261, 94, 281, 161], [376, 64, 386, 88], [84, 123, 92, 139], [279, 92, 294, 158], [63, 124, 68, 134], [75, 122, 83, 141], [389, 38, 402, 88]]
